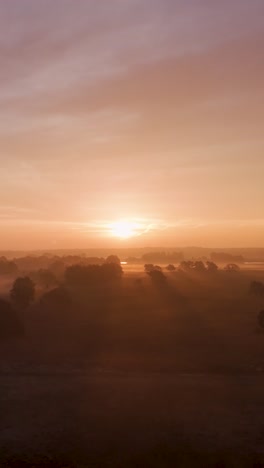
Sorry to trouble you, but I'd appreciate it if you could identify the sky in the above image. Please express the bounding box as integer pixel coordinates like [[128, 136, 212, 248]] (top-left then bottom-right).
[[0, 0, 264, 250]]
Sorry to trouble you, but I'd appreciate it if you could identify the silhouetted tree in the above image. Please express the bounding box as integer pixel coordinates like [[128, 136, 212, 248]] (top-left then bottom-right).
[[144, 264, 163, 273], [10, 277, 35, 309], [0, 258, 18, 276], [144, 264, 155, 273], [65, 263, 123, 288], [100, 262, 123, 280], [135, 278, 143, 288], [147, 269, 167, 287], [105, 255, 121, 265], [84, 257, 105, 265], [206, 261, 218, 273], [39, 287, 72, 311], [35, 269, 57, 289], [0, 299, 23, 339], [166, 264, 176, 271], [224, 263, 240, 272], [193, 261, 206, 272], [258, 310, 264, 328], [250, 281, 264, 298], [179, 260, 206, 273], [65, 265, 100, 287], [49, 260, 66, 278], [179, 260, 194, 272]]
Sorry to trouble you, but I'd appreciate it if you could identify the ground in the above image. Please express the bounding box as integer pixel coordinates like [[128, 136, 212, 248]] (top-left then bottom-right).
[[1, 265, 264, 466], [1, 369, 264, 467]]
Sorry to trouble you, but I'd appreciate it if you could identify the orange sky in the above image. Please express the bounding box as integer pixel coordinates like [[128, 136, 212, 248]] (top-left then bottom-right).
[[0, 0, 264, 250]]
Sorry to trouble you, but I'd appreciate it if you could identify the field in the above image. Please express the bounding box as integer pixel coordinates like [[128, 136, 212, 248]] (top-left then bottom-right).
[[2, 370, 264, 467], [1, 264, 264, 466]]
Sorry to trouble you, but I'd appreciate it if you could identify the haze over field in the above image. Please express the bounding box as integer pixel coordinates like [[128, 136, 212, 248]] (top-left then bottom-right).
[[0, 0, 264, 249]]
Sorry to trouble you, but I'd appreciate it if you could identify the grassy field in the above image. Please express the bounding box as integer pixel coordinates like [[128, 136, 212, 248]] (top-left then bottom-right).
[[1, 266, 264, 466], [2, 370, 264, 467]]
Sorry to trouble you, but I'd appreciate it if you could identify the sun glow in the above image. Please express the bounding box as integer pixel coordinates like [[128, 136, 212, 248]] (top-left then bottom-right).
[[110, 220, 140, 239]]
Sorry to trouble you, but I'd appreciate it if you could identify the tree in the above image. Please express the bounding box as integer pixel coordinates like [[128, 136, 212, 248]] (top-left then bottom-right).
[[258, 310, 264, 328], [249, 281, 264, 298], [224, 263, 240, 272], [65, 264, 100, 287], [144, 264, 162, 273], [65, 263, 123, 288], [0, 258, 18, 276], [105, 255, 121, 265], [179, 260, 206, 273], [166, 264, 176, 271], [147, 269, 167, 287], [35, 269, 57, 289], [193, 261, 206, 272], [135, 278, 143, 288], [39, 287, 72, 312], [144, 264, 155, 273], [100, 262, 123, 281], [206, 261, 218, 273], [49, 260, 66, 278], [179, 261, 194, 272], [10, 277, 35, 309], [0, 299, 23, 339]]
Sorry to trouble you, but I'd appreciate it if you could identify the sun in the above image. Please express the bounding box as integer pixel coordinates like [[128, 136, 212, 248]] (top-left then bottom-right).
[[110, 220, 138, 239]]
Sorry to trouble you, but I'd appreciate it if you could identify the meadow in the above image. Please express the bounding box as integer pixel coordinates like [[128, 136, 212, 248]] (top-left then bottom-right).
[[1, 259, 264, 466]]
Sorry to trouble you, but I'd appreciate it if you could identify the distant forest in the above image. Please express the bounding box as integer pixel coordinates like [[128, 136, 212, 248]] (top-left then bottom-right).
[[0, 249, 249, 274], [0, 250, 264, 375]]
